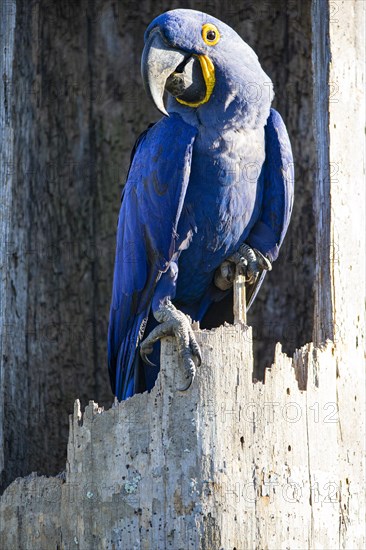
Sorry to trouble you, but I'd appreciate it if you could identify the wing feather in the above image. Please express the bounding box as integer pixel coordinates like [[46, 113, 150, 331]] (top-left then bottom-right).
[[108, 114, 197, 399], [247, 108, 294, 309]]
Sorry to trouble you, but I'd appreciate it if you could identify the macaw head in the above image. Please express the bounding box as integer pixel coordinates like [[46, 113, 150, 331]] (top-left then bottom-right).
[[141, 9, 273, 129]]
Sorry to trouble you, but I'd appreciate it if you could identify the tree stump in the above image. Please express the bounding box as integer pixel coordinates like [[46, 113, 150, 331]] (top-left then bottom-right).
[[0, 323, 365, 549]]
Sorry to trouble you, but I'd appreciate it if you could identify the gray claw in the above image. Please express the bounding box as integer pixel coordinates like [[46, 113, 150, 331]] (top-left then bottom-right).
[[140, 349, 156, 367], [218, 243, 272, 286], [214, 260, 235, 291], [191, 341, 202, 366], [178, 374, 193, 392], [253, 248, 272, 271], [178, 356, 196, 391], [140, 300, 201, 391]]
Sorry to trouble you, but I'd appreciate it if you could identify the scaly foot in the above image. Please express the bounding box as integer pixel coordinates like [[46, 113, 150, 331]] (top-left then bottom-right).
[[214, 243, 272, 290], [140, 300, 201, 391]]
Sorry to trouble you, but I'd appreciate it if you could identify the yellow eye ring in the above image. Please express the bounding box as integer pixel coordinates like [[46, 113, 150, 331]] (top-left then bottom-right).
[[202, 23, 220, 46]]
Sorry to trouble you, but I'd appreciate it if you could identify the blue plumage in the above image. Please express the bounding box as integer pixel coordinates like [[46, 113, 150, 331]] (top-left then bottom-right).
[[108, 9, 294, 400]]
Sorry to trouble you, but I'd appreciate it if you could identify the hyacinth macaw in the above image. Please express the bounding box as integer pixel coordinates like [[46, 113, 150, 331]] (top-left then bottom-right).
[[108, 9, 294, 400]]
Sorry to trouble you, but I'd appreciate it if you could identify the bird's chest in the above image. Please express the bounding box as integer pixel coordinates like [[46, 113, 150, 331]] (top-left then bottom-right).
[[182, 127, 265, 266]]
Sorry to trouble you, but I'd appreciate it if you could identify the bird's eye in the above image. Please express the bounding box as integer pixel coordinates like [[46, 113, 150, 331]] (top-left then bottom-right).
[[202, 23, 220, 46]]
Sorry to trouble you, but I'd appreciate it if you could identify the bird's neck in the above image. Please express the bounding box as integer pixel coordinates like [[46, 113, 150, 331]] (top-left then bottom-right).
[[168, 70, 273, 133]]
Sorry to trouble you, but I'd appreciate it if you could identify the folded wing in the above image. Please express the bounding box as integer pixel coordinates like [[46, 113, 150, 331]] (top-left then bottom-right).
[[246, 108, 294, 309], [108, 114, 197, 399]]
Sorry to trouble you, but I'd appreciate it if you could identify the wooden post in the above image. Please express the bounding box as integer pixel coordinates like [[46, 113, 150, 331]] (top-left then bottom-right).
[[0, 326, 364, 549], [233, 266, 247, 324]]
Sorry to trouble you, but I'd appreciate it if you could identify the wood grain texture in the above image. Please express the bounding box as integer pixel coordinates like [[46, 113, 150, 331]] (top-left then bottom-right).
[[0, 326, 364, 549], [0, 0, 16, 481], [233, 272, 247, 324]]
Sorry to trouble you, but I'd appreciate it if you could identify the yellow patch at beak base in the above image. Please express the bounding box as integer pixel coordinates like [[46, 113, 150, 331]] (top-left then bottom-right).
[[176, 55, 215, 108]]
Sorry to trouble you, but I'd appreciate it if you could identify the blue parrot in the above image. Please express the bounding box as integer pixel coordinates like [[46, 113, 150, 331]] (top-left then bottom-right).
[[108, 9, 294, 400]]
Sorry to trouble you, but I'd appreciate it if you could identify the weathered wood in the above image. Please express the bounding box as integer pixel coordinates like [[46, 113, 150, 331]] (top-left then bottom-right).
[[0, 0, 16, 482], [0, 326, 364, 549], [233, 269, 247, 324]]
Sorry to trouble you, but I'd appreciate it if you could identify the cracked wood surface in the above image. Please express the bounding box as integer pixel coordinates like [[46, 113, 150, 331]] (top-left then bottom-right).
[[0, 325, 364, 549]]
